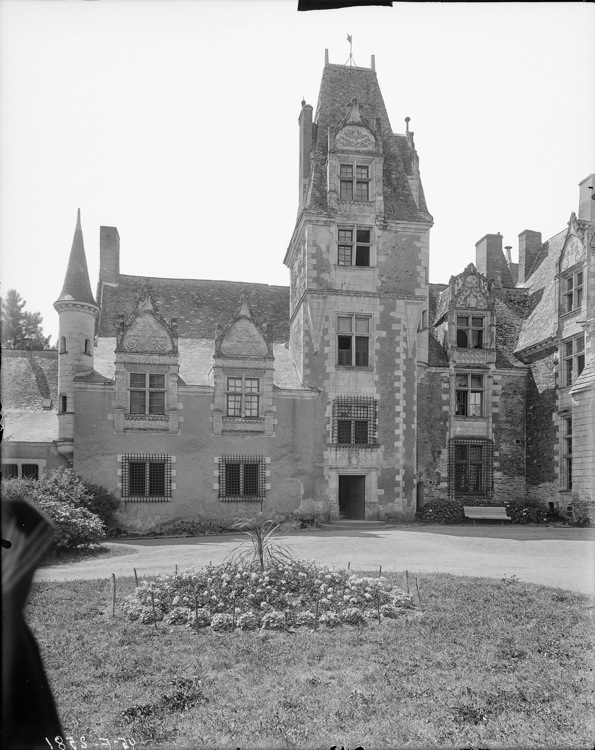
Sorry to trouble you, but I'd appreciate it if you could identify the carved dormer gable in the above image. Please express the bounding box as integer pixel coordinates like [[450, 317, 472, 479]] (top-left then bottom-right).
[[560, 214, 586, 273], [116, 287, 178, 354], [212, 295, 275, 436], [113, 287, 180, 434], [452, 264, 492, 310], [334, 97, 378, 153], [215, 296, 272, 359]]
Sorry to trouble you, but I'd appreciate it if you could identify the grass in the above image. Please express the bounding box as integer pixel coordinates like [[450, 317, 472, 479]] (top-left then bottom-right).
[[26, 572, 595, 750], [40, 542, 136, 567]]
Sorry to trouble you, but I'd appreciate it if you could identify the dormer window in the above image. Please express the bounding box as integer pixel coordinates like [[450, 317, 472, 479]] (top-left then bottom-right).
[[225, 376, 261, 418], [562, 271, 583, 314], [338, 227, 372, 267], [340, 164, 370, 201], [456, 316, 484, 349], [563, 335, 585, 387], [129, 373, 166, 415]]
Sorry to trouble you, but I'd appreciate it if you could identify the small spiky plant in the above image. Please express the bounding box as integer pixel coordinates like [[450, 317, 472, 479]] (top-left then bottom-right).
[[226, 514, 295, 571]]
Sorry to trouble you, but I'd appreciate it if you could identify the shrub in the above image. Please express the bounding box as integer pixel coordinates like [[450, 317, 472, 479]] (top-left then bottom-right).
[[1, 474, 106, 550], [504, 499, 547, 524], [418, 497, 465, 524], [33, 467, 94, 510], [35, 498, 106, 549], [82, 482, 121, 528]]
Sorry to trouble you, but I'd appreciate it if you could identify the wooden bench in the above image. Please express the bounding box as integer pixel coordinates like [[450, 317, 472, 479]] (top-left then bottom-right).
[[463, 506, 511, 524]]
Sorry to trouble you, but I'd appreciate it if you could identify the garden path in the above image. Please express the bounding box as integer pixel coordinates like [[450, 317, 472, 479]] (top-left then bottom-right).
[[34, 525, 595, 595]]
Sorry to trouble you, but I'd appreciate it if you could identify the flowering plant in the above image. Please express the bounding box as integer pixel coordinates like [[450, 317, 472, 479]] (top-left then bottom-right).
[[122, 558, 417, 632]]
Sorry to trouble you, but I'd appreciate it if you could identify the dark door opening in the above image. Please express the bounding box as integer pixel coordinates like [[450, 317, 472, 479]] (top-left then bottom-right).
[[338, 475, 365, 520]]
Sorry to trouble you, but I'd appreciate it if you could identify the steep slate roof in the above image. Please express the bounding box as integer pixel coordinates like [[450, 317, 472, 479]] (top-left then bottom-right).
[[515, 228, 566, 354], [304, 64, 432, 223], [97, 276, 290, 342], [93, 338, 310, 391], [56, 210, 97, 307], [428, 283, 448, 366], [1, 350, 59, 443]]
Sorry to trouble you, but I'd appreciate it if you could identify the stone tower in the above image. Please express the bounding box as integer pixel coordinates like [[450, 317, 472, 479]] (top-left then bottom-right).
[[284, 52, 433, 520], [54, 210, 99, 457]]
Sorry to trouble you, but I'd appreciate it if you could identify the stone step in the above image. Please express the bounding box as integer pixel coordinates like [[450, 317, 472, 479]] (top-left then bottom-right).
[[319, 519, 393, 531]]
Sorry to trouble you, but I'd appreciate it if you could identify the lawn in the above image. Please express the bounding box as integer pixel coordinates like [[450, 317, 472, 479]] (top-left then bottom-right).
[[27, 571, 595, 750]]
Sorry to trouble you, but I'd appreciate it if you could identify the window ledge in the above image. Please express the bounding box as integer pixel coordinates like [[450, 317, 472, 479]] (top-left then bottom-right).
[[219, 496, 264, 503], [125, 414, 168, 421], [331, 443, 379, 449], [454, 416, 487, 421], [336, 366, 374, 371], [335, 264, 374, 270], [559, 308, 582, 318]]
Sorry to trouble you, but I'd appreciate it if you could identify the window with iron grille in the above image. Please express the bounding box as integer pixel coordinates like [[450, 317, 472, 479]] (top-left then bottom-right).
[[333, 397, 378, 446], [562, 417, 572, 490], [2, 464, 19, 479], [562, 270, 583, 314], [337, 315, 371, 367], [337, 227, 372, 267], [449, 439, 493, 498], [21, 464, 39, 480], [456, 315, 485, 349], [122, 454, 172, 501], [339, 164, 370, 202], [129, 373, 166, 415], [218, 456, 266, 501], [455, 372, 485, 417], [562, 335, 585, 387], [225, 376, 261, 418]]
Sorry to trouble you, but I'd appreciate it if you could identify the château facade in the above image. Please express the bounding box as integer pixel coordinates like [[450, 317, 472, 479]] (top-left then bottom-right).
[[2, 52, 594, 529]]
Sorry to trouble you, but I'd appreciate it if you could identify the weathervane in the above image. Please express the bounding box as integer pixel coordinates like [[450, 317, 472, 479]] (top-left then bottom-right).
[[345, 34, 357, 67]]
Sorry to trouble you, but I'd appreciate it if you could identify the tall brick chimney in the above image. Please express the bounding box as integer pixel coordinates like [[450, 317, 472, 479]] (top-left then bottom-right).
[[578, 174, 595, 223], [99, 226, 120, 285], [475, 233, 514, 288], [298, 100, 314, 211], [517, 229, 542, 285]]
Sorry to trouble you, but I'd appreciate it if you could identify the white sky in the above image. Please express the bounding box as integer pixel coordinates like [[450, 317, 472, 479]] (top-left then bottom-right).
[[1, 1, 594, 344]]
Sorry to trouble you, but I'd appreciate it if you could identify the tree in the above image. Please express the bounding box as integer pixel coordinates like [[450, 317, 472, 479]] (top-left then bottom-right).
[[1, 289, 51, 350]]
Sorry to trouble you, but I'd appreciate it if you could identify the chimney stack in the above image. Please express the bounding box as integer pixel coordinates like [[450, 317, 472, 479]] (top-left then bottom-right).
[[99, 226, 120, 285], [475, 233, 514, 288], [298, 100, 314, 211], [517, 230, 542, 285], [578, 174, 595, 223]]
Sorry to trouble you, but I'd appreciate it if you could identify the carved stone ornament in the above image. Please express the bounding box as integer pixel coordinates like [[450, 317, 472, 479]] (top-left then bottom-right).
[[220, 318, 268, 357], [560, 234, 585, 272], [336, 125, 375, 152], [454, 272, 488, 309], [123, 314, 172, 353]]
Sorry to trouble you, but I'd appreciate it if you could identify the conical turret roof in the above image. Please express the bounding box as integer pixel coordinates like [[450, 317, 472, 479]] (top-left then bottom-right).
[[56, 209, 97, 307]]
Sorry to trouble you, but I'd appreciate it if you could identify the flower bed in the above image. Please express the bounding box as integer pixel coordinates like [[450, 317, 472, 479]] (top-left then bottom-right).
[[121, 559, 417, 631]]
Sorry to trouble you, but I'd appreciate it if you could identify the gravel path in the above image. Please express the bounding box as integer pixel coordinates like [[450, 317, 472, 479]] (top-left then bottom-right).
[[35, 526, 595, 595]]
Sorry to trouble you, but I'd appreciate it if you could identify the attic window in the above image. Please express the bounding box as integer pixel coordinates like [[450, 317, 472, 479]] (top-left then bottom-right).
[[562, 271, 583, 314], [340, 164, 370, 202], [129, 373, 166, 415], [456, 316, 484, 349], [226, 376, 260, 418]]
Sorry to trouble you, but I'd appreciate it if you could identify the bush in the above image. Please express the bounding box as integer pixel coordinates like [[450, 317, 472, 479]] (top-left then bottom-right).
[[33, 467, 94, 510], [1, 470, 106, 550], [34, 498, 106, 549], [504, 499, 547, 524], [418, 497, 465, 524], [82, 482, 121, 528]]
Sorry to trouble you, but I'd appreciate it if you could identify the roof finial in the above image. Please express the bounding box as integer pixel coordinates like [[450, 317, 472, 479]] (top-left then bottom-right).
[[405, 116, 410, 134], [345, 34, 357, 67]]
